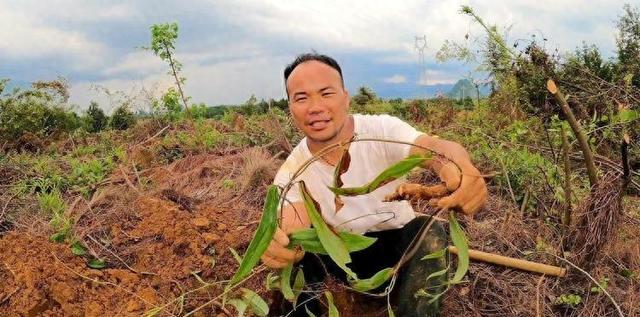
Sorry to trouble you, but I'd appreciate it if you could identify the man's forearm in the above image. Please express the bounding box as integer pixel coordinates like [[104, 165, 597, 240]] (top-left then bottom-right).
[[411, 134, 472, 173], [280, 202, 312, 234]]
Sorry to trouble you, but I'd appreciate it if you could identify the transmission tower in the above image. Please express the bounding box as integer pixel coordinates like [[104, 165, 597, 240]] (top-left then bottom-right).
[[414, 35, 427, 97]]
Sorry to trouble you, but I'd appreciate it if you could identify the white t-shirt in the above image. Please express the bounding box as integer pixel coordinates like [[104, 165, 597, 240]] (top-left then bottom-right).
[[273, 114, 425, 234]]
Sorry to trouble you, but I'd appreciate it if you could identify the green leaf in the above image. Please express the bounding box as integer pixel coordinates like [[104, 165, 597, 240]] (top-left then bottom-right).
[[228, 298, 247, 317], [293, 267, 306, 305], [425, 267, 448, 284], [328, 154, 427, 196], [305, 305, 318, 317], [70, 241, 87, 256], [300, 182, 356, 279], [290, 229, 377, 255], [618, 109, 639, 123], [49, 232, 66, 243], [281, 263, 295, 302], [228, 247, 243, 264], [265, 272, 280, 290], [387, 302, 395, 317], [240, 288, 269, 317], [420, 248, 446, 261], [325, 291, 340, 317], [228, 185, 279, 286], [351, 267, 394, 292], [449, 211, 469, 284], [87, 258, 106, 269]]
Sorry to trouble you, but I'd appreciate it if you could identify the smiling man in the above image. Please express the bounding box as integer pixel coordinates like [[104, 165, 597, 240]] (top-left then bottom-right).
[[264, 53, 487, 316]]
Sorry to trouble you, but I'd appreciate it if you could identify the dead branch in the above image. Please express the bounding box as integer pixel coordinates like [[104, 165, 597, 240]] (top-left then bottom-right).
[[547, 79, 599, 187]]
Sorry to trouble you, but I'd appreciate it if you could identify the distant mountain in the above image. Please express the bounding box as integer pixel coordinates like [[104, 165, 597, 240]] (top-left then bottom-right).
[[446, 79, 489, 99]]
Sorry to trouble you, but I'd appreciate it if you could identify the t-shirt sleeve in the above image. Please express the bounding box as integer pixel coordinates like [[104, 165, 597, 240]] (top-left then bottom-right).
[[379, 115, 424, 162], [273, 160, 303, 210]]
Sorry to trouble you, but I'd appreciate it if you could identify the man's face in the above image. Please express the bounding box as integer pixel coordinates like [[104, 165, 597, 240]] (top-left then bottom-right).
[[286, 61, 350, 144]]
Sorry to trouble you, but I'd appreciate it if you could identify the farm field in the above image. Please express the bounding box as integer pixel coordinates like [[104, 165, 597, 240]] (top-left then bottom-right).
[[1, 3, 640, 317]]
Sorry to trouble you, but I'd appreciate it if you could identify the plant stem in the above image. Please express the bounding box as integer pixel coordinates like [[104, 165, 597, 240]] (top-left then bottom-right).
[[547, 79, 598, 187], [560, 125, 572, 227], [165, 47, 191, 118]]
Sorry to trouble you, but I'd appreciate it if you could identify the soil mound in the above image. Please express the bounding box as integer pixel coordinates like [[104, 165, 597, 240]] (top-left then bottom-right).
[[0, 150, 279, 316]]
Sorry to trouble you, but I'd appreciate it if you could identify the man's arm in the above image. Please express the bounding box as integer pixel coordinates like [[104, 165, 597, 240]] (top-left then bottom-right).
[[408, 134, 487, 215]]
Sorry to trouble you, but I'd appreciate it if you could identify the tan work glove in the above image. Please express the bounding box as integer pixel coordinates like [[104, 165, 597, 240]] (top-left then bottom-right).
[[260, 227, 304, 269], [436, 160, 487, 215]]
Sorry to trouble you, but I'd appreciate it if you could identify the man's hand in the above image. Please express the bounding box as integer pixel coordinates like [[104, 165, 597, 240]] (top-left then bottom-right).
[[409, 134, 488, 216], [436, 161, 487, 215], [261, 227, 304, 269]]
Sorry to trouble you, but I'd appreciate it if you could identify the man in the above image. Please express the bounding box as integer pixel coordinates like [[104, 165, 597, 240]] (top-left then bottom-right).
[[263, 53, 487, 316]]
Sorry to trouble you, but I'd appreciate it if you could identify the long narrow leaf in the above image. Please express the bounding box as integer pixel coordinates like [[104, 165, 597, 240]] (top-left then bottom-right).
[[328, 154, 428, 196], [351, 267, 394, 292], [293, 267, 306, 305], [325, 291, 340, 317], [229, 185, 279, 286], [290, 228, 377, 255], [281, 263, 294, 302], [449, 211, 469, 284], [300, 182, 356, 279], [420, 248, 446, 261], [240, 288, 269, 317], [305, 305, 318, 317]]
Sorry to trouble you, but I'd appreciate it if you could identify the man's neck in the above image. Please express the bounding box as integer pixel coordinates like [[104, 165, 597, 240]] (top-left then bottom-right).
[[306, 115, 354, 164]]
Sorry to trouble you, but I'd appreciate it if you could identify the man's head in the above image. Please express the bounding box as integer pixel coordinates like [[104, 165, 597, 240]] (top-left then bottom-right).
[[284, 53, 351, 146]]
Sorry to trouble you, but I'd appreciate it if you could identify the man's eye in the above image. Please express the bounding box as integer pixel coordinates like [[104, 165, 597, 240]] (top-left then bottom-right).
[[322, 92, 334, 97], [296, 97, 307, 102]]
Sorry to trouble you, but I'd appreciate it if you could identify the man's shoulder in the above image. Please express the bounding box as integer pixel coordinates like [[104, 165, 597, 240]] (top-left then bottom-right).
[[277, 138, 309, 175], [354, 114, 406, 135]]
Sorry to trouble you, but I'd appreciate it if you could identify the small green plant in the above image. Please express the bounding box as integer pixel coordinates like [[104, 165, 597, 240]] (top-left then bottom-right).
[[148, 22, 190, 116], [590, 277, 609, 293], [222, 179, 235, 189], [555, 293, 582, 307], [38, 191, 72, 242]]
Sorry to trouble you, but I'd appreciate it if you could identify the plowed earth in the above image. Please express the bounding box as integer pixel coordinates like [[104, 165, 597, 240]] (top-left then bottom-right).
[[0, 151, 275, 316]]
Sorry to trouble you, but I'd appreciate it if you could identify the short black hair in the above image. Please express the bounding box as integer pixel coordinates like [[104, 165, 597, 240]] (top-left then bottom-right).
[[283, 53, 344, 96]]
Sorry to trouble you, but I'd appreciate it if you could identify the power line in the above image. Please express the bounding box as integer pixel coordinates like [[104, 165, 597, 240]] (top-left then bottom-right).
[[414, 35, 427, 97]]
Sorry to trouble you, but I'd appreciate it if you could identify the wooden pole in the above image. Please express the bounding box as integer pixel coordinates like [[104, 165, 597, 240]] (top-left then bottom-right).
[[448, 246, 567, 277]]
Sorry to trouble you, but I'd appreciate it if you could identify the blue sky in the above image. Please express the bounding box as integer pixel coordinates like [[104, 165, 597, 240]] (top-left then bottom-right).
[[0, 0, 630, 113]]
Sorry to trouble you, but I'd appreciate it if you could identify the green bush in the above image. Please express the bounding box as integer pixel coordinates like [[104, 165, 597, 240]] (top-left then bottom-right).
[[109, 105, 136, 130], [0, 79, 81, 141], [83, 101, 108, 133]]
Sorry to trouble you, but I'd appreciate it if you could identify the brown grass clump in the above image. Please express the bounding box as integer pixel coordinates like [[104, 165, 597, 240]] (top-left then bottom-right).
[[237, 148, 279, 206], [570, 172, 626, 268]]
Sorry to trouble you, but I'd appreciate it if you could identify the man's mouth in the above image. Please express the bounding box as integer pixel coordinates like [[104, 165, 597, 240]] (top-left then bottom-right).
[[308, 119, 330, 130]]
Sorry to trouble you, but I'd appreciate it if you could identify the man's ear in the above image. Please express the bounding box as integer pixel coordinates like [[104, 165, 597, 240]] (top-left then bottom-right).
[[343, 89, 350, 110]]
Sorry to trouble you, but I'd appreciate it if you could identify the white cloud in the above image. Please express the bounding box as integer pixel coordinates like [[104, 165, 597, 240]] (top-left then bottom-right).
[[2, 0, 632, 105], [0, 2, 109, 68], [417, 70, 458, 86], [383, 75, 407, 84]]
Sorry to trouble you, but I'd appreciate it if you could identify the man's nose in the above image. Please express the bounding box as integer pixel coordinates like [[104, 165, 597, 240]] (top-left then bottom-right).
[[307, 95, 325, 114]]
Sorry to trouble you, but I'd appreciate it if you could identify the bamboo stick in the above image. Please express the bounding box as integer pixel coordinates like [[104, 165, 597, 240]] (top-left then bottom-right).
[[448, 246, 567, 277]]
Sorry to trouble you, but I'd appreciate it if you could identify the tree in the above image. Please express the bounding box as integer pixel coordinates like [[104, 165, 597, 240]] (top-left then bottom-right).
[[616, 4, 640, 87], [352, 86, 377, 106], [84, 101, 108, 133], [109, 105, 136, 130], [148, 23, 191, 116]]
